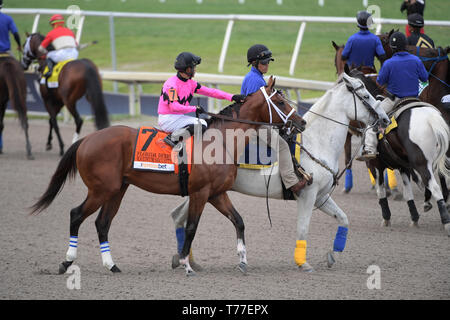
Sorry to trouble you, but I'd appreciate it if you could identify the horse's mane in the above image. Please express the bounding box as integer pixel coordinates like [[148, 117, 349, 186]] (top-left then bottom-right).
[[205, 102, 242, 127], [348, 69, 384, 98]]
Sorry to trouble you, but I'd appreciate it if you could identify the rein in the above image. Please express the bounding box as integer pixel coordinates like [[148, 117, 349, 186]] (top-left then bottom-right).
[[416, 47, 450, 88]]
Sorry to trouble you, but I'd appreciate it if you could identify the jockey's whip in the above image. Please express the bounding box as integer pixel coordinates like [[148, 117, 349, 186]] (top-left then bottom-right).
[[78, 40, 98, 51]]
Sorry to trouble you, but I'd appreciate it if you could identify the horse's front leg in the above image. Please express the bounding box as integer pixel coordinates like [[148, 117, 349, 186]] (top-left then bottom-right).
[[343, 132, 353, 193], [317, 195, 349, 268], [209, 192, 247, 274], [180, 189, 209, 276], [294, 186, 318, 272]]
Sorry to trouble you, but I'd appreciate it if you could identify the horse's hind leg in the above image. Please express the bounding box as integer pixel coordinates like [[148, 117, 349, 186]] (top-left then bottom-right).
[[400, 170, 420, 227], [64, 101, 83, 144], [95, 183, 129, 272], [179, 190, 209, 276], [373, 166, 392, 227], [59, 193, 105, 274], [209, 192, 247, 274], [0, 103, 5, 154]]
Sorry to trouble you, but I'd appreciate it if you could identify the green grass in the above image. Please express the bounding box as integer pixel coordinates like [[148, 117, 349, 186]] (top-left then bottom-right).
[[5, 0, 450, 99]]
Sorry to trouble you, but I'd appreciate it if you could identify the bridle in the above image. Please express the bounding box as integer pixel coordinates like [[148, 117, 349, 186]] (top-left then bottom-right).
[[203, 86, 302, 132]]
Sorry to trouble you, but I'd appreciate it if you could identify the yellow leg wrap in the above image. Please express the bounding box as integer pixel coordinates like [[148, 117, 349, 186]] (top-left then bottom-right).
[[387, 169, 397, 189], [368, 168, 375, 186], [294, 240, 307, 266]]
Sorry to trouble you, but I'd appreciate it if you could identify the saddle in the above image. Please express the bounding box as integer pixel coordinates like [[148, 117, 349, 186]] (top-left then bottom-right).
[[133, 126, 193, 196], [39, 59, 74, 88]]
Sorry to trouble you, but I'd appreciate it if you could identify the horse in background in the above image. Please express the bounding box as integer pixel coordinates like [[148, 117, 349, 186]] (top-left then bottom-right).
[[21, 33, 110, 156], [0, 54, 33, 159], [331, 41, 401, 198], [350, 68, 450, 236]]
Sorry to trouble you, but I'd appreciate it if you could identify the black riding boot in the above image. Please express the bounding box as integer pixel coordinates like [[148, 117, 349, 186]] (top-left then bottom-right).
[[163, 124, 206, 147], [44, 58, 55, 78]]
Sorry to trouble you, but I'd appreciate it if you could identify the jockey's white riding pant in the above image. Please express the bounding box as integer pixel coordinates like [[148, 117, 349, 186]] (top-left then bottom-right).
[[158, 114, 207, 133], [47, 47, 79, 63]]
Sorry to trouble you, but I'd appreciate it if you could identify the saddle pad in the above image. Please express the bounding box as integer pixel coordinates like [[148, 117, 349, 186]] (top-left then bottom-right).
[[238, 133, 301, 170], [40, 59, 74, 88], [378, 116, 398, 140], [132, 126, 192, 173]]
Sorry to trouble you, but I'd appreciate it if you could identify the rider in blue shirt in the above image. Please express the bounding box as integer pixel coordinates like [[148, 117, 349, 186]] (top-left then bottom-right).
[[357, 31, 428, 161], [242, 44, 307, 196], [341, 11, 386, 69], [0, 1, 21, 54]]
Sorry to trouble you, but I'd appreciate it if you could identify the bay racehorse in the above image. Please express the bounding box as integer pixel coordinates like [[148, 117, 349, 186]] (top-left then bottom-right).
[[21, 33, 110, 156], [350, 68, 450, 236], [30, 77, 307, 276], [0, 54, 33, 159], [169, 72, 390, 272]]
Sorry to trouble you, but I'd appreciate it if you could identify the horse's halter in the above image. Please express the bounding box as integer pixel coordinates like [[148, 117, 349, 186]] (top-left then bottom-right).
[[344, 80, 382, 126], [259, 86, 296, 124]]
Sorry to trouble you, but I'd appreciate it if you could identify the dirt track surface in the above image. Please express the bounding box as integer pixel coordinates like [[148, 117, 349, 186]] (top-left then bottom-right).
[[1, 117, 449, 300]]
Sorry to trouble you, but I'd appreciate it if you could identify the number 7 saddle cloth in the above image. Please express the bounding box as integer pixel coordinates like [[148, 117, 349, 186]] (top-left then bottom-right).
[[132, 126, 193, 174]]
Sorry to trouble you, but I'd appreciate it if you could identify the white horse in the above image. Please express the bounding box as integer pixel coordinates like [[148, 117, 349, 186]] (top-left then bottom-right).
[[169, 72, 390, 272]]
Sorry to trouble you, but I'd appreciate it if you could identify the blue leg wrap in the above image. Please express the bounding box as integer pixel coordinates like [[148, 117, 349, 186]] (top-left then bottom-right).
[[344, 169, 353, 191], [333, 226, 348, 252], [175, 227, 185, 254], [384, 171, 389, 188], [0, 133, 3, 150]]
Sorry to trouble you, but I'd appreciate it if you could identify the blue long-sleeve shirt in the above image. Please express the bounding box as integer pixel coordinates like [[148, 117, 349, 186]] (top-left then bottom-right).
[[241, 67, 266, 95], [377, 52, 428, 98], [0, 13, 18, 52], [341, 30, 385, 68]]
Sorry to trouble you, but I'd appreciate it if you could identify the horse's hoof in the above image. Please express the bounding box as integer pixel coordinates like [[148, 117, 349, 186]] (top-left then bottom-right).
[[59, 150, 64, 157], [326, 251, 336, 268], [58, 260, 73, 274], [342, 188, 351, 194], [186, 269, 196, 277], [382, 220, 391, 227], [172, 254, 181, 269], [423, 202, 432, 212], [392, 189, 403, 201], [46, 144, 52, 151], [189, 259, 204, 272], [238, 262, 248, 274], [299, 262, 314, 272], [27, 154, 35, 160], [410, 221, 419, 228], [110, 265, 121, 273]]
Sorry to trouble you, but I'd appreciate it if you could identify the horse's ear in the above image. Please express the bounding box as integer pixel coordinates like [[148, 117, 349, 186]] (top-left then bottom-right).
[[344, 63, 350, 75], [267, 75, 275, 91], [388, 29, 395, 38], [332, 41, 340, 51], [25, 31, 29, 37]]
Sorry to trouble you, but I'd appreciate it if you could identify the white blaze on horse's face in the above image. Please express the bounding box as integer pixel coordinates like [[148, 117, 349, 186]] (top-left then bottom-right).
[[342, 73, 389, 126]]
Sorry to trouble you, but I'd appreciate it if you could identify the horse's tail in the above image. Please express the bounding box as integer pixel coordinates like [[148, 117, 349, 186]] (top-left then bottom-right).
[[29, 138, 84, 215], [429, 112, 450, 178], [82, 59, 110, 130], [3, 59, 28, 131]]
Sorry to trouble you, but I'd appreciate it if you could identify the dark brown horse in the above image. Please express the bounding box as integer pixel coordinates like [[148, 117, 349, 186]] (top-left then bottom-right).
[[30, 77, 306, 275], [21, 33, 110, 156], [0, 54, 33, 159]]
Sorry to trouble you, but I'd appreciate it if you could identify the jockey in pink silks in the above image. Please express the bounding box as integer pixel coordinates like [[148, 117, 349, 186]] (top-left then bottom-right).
[[158, 52, 245, 147]]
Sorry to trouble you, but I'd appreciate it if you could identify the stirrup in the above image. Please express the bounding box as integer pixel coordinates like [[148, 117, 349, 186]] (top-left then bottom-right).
[[163, 135, 176, 147], [355, 151, 377, 161]]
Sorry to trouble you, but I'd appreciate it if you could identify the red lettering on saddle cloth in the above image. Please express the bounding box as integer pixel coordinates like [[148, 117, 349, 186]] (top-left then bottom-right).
[[133, 127, 192, 173]]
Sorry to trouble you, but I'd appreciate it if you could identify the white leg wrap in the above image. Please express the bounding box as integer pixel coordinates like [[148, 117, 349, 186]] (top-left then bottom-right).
[[100, 242, 115, 270], [66, 236, 78, 262]]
